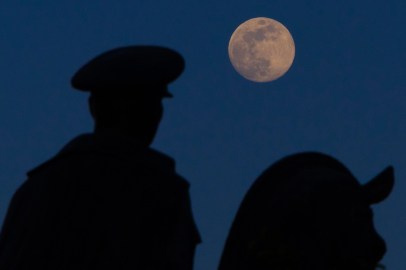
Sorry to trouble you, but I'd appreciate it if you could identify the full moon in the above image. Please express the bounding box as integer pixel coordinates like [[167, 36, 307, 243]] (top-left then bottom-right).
[[228, 17, 295, 82]]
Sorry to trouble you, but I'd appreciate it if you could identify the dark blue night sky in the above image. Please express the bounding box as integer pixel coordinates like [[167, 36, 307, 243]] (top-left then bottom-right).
[[1, 1, 405, 269]]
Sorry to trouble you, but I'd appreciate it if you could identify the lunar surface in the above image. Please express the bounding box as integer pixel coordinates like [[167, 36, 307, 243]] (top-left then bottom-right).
[[228, 17, 295, 82]]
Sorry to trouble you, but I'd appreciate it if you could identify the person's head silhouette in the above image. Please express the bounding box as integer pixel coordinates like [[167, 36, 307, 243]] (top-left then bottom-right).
[[71, 46, 184, 146]]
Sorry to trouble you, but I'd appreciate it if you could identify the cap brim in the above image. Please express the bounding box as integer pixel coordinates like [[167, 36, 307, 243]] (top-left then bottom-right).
[[163, 91, 173, 98]]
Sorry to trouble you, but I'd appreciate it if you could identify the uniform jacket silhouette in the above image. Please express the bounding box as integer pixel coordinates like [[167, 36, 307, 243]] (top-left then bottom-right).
[[0, 132, 201, 269]]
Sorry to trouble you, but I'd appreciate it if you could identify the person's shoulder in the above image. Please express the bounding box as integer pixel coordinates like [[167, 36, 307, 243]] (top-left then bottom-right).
[[26, 133, 190, 188]]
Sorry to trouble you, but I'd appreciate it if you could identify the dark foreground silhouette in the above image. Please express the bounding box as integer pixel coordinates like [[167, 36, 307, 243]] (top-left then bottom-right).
[[218, 152, 394, 270], [0, 46, 201, 269]]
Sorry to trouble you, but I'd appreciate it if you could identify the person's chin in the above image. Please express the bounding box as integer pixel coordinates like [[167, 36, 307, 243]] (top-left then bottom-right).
[[331, 259, 380, 270], [354, 259, 381, 270]]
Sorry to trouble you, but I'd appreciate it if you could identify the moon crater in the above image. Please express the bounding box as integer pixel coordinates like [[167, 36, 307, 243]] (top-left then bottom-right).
[[229, 17, 295, 82]]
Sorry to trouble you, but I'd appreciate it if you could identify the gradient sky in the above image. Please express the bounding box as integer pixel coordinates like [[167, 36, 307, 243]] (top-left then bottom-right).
[[1, 1, 405, 269]]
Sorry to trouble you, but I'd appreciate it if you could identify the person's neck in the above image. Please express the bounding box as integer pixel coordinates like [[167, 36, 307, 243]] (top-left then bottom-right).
[[93, 127, 151, 148]]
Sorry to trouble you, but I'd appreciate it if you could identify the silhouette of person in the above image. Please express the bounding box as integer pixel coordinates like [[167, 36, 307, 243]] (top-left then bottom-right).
[[0, 46, 201, 270], [218, 152, 394, 270]]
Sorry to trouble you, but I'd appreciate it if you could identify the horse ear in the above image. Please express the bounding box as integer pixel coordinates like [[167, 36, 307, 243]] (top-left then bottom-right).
[[362, 166, 394, 205]]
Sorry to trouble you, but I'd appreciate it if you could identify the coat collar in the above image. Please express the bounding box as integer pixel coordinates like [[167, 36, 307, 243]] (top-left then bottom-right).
[[27, 132, 176, 177]]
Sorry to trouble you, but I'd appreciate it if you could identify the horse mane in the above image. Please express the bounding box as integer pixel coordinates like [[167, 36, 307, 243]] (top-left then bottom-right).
[[248, 152, 353, 201], [233, 152, 354, 225]]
